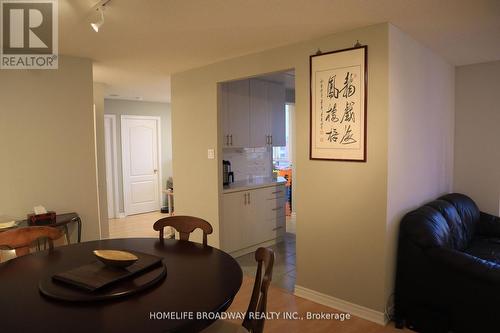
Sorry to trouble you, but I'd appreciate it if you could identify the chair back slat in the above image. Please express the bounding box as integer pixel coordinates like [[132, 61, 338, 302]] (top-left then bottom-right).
[[153, 216, 213, 246], [0, 226, 62, 257], [242, 247, 275, 333]]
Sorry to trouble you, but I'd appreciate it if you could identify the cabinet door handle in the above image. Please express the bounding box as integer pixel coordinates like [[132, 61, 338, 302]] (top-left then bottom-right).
[[271, 190, 283, 194], [267, 135, 270, 144], [244, 193, 247, 205], [225, 135, 229, 145], [248, 192, 251, 204], [230, 134, 233, 146], [272, 226, 284, 231], [270, 135, 273, 145]]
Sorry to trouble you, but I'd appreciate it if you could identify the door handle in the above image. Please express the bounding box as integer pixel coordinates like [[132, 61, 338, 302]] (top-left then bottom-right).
[[244, 193, 247, 205], [230, 134, 233, 146], [154, 169, 158, 174], [270, 135, 273, 145], [248, 192, 250, 204], [225, 135, 229, 145]]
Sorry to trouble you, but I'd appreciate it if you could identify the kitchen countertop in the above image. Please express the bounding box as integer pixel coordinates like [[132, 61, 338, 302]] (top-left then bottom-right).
[[223, 176, 287, 194]]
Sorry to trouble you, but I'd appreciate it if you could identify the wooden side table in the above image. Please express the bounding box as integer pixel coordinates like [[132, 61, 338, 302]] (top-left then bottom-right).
[[53, 213, 82, 243], [16, 212, 82, 244]]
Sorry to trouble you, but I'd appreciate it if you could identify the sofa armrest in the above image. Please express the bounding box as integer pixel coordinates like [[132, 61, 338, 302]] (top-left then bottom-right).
[[427, 247, 500, 284], [477, 212, 500, 237]]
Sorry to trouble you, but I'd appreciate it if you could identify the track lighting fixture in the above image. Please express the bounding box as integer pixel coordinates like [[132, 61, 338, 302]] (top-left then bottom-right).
[[90, 0, 111, 32]]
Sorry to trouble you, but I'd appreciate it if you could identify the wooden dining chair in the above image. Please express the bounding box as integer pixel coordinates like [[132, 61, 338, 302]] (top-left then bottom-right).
[[202, 247, 275, 333], [153, 215, 213, 246], [0, 226, 62, 258]]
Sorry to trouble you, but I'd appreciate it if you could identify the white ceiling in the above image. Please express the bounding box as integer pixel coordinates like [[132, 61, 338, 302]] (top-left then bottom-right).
[[60, 0, 500, 102]]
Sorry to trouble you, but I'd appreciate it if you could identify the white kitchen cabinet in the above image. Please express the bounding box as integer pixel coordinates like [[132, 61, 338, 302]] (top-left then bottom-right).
[[221, 190, 257, 252], [221, 191, 246, 252], [260, 185, 287, 239], [220, 84, 230, 148], [221, 79, 285, 148], [224, 79, 250, 147], [221, 184, 286, 254], [268, 81, 286, 147], [249, 79, 269, 148], [249, 79, 286, 148]]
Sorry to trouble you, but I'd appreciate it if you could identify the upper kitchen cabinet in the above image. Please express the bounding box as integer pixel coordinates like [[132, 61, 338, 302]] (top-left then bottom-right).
[[249, 79, 269, 148], [249, 79, 286, 147], [220, 84, 230, 148], [221, 78, 286, 148], [222, 79, 250, 147], [268, 81, 286, 147]]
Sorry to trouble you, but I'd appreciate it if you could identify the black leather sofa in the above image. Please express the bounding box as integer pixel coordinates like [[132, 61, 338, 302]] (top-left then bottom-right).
[[395, 193, 500, 333]]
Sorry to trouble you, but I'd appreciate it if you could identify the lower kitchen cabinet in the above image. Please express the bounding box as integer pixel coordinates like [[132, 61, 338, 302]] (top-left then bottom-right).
[[221, 184, 286, 254]]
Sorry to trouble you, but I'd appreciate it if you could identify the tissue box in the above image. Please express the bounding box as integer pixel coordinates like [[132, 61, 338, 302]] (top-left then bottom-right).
[[27, 211, 56, 226]]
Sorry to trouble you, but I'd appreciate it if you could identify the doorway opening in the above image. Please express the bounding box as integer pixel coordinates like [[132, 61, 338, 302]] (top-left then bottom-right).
[[273, 103, 295, 234], [222, 69, 296, 293], [101, 99, 173, 239]]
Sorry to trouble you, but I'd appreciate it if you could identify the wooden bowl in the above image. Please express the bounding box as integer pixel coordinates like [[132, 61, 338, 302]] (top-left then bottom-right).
[[0, 221, 17, 230], [93, 250, 138, 268]]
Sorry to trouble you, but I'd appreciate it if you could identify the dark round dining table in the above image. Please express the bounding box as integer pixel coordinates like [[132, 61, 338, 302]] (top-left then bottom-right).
[[0, 238, 243, 333]]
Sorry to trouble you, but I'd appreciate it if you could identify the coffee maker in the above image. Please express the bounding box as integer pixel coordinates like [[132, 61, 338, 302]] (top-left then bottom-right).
[[223, 160, 234, 186]]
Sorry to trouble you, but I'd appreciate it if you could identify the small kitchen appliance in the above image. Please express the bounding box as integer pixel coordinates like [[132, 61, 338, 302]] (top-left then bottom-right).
[[223, 160, 234, 186]]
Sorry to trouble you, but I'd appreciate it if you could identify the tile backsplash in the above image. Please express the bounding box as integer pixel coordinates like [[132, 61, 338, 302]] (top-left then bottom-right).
[[223, 147, 272, 182]]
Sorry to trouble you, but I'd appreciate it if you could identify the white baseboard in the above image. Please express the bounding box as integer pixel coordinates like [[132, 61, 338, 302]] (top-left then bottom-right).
[[294, 285, 387, 326]]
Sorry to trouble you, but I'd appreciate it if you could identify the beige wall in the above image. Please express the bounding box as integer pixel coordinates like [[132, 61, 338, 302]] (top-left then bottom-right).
[[0, 56, 101, 241], [386, 25, 455, 303], [172, 23, 390, 312], [104, 99, 172, 213], [454, 61, 500, 215], [93, 83, 109, 238]]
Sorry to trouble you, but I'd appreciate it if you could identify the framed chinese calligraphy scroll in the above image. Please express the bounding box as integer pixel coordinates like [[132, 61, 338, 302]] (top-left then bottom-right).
[[310, 45, 367, 161]]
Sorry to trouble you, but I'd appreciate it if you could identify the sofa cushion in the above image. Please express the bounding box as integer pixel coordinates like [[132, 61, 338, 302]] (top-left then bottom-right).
[[400, 206, 452, 249], [426, 200, 468, 250], [465, 237, 500, 265], [439, 193, 480, 245]]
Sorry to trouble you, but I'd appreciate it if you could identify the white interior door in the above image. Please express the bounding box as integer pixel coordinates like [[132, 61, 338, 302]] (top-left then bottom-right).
[[121, 116, 161, 215]]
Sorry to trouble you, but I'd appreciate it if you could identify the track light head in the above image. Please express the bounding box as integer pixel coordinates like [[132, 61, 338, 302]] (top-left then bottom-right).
[[90, 3, 107, 32]]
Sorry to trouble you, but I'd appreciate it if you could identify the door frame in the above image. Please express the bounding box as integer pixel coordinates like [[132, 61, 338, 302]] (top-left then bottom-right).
[[120, 115, 163, 216], [104, 114, 120, 218]]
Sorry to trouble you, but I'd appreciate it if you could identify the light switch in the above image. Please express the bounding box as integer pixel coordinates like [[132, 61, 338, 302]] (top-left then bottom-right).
[[207, 148, 215, 160]]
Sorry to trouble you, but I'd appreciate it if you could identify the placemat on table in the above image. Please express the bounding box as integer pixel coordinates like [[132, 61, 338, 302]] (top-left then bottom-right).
[[52, 251, 162, 292]]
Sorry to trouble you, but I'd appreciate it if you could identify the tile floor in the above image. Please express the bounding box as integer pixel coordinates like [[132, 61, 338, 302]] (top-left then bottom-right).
[[236, 232, 296, 292]]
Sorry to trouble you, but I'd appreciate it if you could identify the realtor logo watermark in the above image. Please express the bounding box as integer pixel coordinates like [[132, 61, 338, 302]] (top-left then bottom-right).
[[0, 0, 58, 69]]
